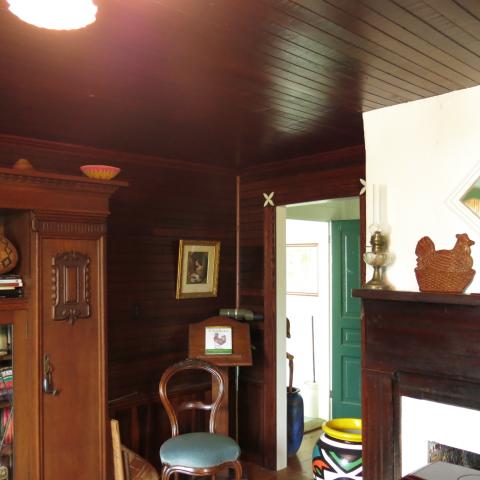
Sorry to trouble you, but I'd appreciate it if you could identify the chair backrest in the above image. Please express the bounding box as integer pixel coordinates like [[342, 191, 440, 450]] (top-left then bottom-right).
[[159, 358, 224, 437]]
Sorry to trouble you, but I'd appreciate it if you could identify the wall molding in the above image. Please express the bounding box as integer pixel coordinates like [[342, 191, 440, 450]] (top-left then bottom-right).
[[0, 133, 235, 176], [241, 144, 365, 177]]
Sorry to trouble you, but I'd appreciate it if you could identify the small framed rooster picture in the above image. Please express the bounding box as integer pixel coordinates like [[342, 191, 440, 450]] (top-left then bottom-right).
[[205, 326, 232, 355]]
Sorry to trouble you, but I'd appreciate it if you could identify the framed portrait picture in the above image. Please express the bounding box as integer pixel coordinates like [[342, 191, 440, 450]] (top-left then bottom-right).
[[204, 326, 232, 354], [176, 240, 220, 299]]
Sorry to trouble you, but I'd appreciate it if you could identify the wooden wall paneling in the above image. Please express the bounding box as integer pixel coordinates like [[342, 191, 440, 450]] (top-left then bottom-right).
[[237, 145, 365, 466], [102, 158, 237, 472], [0, 135, 237, 476], [110, 382, 211, 470], [106, 161, 236, 402], [362, 370, 395, 480]]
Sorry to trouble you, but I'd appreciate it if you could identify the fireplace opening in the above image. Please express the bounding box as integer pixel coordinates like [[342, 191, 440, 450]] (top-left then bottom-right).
[[401, 396, 480, 477]]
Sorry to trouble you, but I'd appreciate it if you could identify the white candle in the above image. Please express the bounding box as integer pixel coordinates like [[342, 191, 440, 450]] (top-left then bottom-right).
[[379, 184, 387, 228], [372, 184, 380, 228]]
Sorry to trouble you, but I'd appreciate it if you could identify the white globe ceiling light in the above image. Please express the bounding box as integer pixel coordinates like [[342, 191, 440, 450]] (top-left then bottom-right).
[[7, 0, 98, 30]]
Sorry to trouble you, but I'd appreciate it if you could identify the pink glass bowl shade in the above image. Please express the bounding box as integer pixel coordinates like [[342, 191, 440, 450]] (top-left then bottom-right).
[[80, 165, 120, 180]]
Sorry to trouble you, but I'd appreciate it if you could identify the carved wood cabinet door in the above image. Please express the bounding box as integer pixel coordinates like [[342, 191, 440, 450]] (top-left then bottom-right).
[[40, 235, 106, 480]]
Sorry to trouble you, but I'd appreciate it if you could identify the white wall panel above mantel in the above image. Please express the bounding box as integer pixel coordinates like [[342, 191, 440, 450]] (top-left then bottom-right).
[[363, 85, 480, 292]]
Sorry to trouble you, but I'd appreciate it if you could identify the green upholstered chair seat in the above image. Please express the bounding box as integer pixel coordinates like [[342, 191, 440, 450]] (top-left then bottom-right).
[[160, 432, 240, 468]]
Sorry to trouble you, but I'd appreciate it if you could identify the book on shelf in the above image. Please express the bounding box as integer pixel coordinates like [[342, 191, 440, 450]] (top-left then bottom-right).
[[0, 276, 22, 286], [0, 274, 22, 281], [0, 288, 23, 299], [0, 369, 12, 403], [0, 407, 13, 446], [0, 275, 23, 298]]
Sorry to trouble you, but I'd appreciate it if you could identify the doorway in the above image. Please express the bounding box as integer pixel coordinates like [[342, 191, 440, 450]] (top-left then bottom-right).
[[277, 197, 361, 468]]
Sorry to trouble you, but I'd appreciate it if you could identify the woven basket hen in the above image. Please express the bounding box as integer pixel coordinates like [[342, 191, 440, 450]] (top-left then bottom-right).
[[414, 233, 476, 293]]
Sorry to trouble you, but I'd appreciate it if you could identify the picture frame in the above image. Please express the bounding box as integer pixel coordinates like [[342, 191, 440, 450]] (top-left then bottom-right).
[[286, 243, 319, 296], [204, 326, 232, 354], [176, 240, 220, 299]]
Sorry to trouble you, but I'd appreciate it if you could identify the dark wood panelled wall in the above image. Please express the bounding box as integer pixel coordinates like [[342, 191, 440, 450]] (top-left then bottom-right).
[[0, 134, 236, 470], [0, 134, 364, 471], [238, 145, 365, 468]]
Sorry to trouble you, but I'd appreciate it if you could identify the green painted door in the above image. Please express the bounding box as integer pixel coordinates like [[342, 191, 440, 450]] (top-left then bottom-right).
[[331, 220, 361, 419]]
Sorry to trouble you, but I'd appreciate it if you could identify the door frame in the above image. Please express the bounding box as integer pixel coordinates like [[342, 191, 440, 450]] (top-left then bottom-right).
[[265, 196, 366, 469]]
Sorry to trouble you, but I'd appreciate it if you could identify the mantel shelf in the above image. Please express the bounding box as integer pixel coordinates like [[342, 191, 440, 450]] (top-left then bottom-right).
[[352, 288, 480, 306]]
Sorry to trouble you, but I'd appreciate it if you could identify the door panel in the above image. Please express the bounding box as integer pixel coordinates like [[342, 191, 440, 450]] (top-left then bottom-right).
[[41, 237, 105, 479], [331, 220, 361, 419]]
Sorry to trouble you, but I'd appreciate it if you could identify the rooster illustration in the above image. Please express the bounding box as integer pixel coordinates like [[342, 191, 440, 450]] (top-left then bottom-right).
[[213, 333, 227, 346], [415, 233, 475, 292]]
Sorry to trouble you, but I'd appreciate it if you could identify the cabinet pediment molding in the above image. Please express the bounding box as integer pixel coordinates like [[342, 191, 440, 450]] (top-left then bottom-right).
[[0, 167, 126, 193], [32, 212, 107, 237], [0, 166, 127, 215]]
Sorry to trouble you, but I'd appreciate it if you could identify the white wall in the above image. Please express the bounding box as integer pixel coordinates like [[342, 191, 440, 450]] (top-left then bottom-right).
[[363, 85, 480, 292], [401, 397, 480, 476], [286, 219, 330, 421]]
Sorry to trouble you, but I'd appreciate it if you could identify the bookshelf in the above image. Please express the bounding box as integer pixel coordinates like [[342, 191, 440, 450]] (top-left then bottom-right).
[[0, 327, 13, 477], [0, 167, 126, 480]]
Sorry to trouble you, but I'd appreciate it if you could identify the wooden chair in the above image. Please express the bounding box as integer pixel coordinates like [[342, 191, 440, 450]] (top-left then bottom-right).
[[158, 358, 242, 480], [111, 419, 160, 480]]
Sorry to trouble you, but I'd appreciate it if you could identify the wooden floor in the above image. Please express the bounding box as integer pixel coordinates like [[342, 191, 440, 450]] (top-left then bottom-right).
[[242, 429, 320, 480]]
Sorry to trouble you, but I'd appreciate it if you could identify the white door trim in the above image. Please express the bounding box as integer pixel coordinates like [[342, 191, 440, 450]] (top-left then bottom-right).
[[275, 206, 287, 470]]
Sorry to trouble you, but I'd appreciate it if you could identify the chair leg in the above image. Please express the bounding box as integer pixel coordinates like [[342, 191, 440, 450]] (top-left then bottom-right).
[[161, 466, 174, 480], [232, 461, 242, 480]]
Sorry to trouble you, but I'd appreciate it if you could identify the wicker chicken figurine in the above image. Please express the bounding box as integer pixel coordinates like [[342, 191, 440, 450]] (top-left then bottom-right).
[[415, 233, 475, 293]]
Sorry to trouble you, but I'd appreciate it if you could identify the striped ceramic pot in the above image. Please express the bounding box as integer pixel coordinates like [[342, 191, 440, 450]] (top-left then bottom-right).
[[312, 418, 362, 480]]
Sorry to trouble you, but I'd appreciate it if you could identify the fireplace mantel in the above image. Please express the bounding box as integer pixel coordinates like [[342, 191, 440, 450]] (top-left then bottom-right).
[[352, 289, 480, 480]]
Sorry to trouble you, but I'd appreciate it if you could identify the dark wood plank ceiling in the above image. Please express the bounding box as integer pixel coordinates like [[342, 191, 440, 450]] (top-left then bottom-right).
[[1, 0, 480, 168]]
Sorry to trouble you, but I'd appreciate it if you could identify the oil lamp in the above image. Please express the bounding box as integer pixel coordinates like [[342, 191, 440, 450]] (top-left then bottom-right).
[[363, 228, 394, 290], [364, 183, 394, 290]]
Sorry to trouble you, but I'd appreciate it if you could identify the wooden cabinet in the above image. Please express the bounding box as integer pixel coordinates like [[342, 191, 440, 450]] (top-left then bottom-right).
[[0, 167, 126, 479]]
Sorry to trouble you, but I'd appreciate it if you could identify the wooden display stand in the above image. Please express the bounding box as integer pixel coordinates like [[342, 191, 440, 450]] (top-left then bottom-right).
[[188, 316, 252, 436]]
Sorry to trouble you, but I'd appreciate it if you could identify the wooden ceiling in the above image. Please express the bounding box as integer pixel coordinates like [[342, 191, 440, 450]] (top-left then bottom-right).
[[1, 0, 480, 168]]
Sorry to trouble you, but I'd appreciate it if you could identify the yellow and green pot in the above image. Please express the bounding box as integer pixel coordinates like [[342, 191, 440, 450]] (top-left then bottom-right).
[[312, 418, 362, 479]]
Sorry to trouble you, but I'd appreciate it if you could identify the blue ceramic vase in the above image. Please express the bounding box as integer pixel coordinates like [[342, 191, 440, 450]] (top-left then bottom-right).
[[287, 387, 304, 456]]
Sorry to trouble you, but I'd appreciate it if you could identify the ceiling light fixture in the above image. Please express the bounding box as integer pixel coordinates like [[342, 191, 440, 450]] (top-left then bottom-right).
[[6, 0, 98, 31]]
